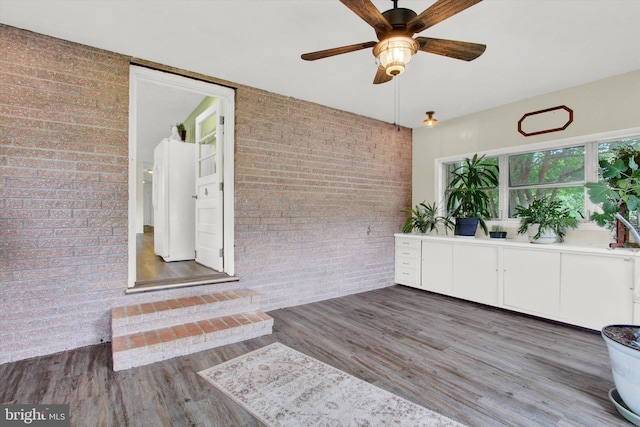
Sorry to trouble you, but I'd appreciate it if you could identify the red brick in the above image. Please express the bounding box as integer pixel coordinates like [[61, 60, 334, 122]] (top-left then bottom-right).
[[128, 332, 145, 349], [172, 324, 190, 340], [143, 330, 161, 346]]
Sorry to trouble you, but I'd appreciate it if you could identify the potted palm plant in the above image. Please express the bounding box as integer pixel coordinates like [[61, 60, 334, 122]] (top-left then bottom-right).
[[402, 201, 453, 234], [513, 197, 580, 243], [446, 154, 499, 237]]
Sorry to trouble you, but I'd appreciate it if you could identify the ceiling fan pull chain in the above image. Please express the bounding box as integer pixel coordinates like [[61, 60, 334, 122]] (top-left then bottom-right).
[[395, 77, 400, 131]]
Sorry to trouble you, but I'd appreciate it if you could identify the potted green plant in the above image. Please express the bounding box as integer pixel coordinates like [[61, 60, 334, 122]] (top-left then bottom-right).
[[402, 201, 453, 234], [446, 154, 499, 237], [513, 197, 580, 243], [489, 225, 507, 239], [585, 144, 640, 247]]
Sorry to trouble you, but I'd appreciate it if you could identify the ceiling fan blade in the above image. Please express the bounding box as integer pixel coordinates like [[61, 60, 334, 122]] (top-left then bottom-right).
[[340, 0, 392, 33], [301, 41, 377, 61], [416, 37, 486, 61], [373, 66, 393, 85], [408, 0, 482, 34]]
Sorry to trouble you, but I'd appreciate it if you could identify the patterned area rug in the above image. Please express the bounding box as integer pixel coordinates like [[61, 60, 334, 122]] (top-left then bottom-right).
[[198, 342, 465, 426]]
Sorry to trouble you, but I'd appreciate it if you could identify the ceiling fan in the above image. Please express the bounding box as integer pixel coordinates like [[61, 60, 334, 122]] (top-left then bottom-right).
[[301, 0, 486, 84]]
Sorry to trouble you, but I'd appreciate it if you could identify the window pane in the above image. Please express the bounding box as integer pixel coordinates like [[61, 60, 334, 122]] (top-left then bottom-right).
[[509, 186, 584, 218], [598, 138, 640, 167], [445, 157, 499, 189], [509, 146, 584, 187]]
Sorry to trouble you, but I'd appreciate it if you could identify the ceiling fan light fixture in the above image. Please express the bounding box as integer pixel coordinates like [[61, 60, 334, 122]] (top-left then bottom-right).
[[373, 36, 419, 77], [423, 111, 438, 127]]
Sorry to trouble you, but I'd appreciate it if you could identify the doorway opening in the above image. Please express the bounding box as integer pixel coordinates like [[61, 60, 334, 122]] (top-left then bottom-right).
[[127, 65, 236, 291]]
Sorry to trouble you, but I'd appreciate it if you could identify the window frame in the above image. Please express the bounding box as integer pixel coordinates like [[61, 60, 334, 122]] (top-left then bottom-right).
[[435, 127, 640, 230]]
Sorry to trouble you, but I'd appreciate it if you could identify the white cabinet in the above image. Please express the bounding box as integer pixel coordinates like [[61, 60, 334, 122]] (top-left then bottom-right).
[[560, 253, 634, 330], [453, 244, 498, 306], [395, 236, 421, 287], [421, 240, 453, 294], [394, 234, 638, 331], [503, 248, 561, 317]]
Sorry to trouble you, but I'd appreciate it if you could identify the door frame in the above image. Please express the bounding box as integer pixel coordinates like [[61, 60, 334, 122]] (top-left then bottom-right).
[[127, 65, 235, 287]]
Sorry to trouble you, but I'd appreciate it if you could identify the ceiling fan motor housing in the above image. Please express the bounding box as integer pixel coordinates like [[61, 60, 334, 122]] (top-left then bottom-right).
[[381, 7, 417, 33]]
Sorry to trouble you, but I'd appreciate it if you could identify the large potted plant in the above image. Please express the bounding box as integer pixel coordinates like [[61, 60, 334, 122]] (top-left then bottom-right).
[[402, 201, 453, 234], [602, 325, 640, 422], [513, 197, 580, 243], [585, 144, 640, 247], [446, 154, 499, 237]]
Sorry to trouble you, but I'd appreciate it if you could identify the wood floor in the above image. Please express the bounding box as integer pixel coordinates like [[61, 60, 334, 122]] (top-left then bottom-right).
[[0, 286, 627, 426], [136, 226, 228, 285]]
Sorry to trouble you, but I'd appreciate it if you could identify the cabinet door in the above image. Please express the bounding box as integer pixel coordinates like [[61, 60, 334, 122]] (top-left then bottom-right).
[[561, 253, 633, 330], [453, 244, 499, 305], [421, 241, 453, 294], [504, 248, 561, 317], [395, 237, 421, 287]]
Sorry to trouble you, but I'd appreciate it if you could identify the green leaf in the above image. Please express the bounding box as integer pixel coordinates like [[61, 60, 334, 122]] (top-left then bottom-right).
[[585, 181, 618, 204], [626, 195, 640, 211], [601, 199, 618, 214], [602, 158, 626, 179]]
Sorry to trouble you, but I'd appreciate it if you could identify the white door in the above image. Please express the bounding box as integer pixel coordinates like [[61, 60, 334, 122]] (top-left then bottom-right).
[[195, 102, 223, 271]]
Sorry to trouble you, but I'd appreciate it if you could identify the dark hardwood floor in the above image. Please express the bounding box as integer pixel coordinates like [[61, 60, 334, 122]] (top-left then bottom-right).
[[136, 226, 228, 285], [0, 286, 627, 426]]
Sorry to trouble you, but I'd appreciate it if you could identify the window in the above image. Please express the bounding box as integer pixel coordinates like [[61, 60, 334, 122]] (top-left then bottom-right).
[[508, 146, 584, 217], [438, 131, 640, 224]]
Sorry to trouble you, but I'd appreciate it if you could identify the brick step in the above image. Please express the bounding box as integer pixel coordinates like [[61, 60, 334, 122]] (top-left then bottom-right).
[[111, 290, 261, 337], [112, 310, 274, 371]]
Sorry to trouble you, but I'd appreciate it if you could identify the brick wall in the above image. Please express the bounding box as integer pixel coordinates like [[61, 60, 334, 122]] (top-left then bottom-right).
[[0, 25, 412, 364], [234, 89, 412, 309]]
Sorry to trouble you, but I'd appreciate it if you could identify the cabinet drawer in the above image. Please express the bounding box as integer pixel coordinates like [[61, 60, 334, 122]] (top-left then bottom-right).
[[395, 264, 420, 286], [395, 238, 420, 251], [396, 257, 419, 270], [395, 246, 420, 260]]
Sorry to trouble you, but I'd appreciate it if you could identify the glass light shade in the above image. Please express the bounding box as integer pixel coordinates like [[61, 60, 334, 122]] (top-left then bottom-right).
[[423, 111, 438, 127], [373, 36, 419, 77]]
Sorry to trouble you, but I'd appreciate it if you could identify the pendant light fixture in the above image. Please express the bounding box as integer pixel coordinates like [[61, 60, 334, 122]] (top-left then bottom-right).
[[423, 111, 438, 127]]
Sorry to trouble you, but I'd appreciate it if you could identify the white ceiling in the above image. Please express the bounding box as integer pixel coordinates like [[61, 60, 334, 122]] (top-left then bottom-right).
[[2, 0, 640, 129], [135, 80, 206, 165]]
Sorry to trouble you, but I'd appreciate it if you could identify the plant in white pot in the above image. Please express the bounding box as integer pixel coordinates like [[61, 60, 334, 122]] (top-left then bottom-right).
[[513, 197, 580, 243], [602, 325, 640, 422], [402, 201, 453, 234]]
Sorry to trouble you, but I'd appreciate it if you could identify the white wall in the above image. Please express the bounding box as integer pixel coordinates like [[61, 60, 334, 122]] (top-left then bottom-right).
[[413, 69, 640, 202], [411, 69, 640, 244]]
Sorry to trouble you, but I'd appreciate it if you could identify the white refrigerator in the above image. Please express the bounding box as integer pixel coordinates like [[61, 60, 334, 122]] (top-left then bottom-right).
[[153, 138, 195, 262]]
